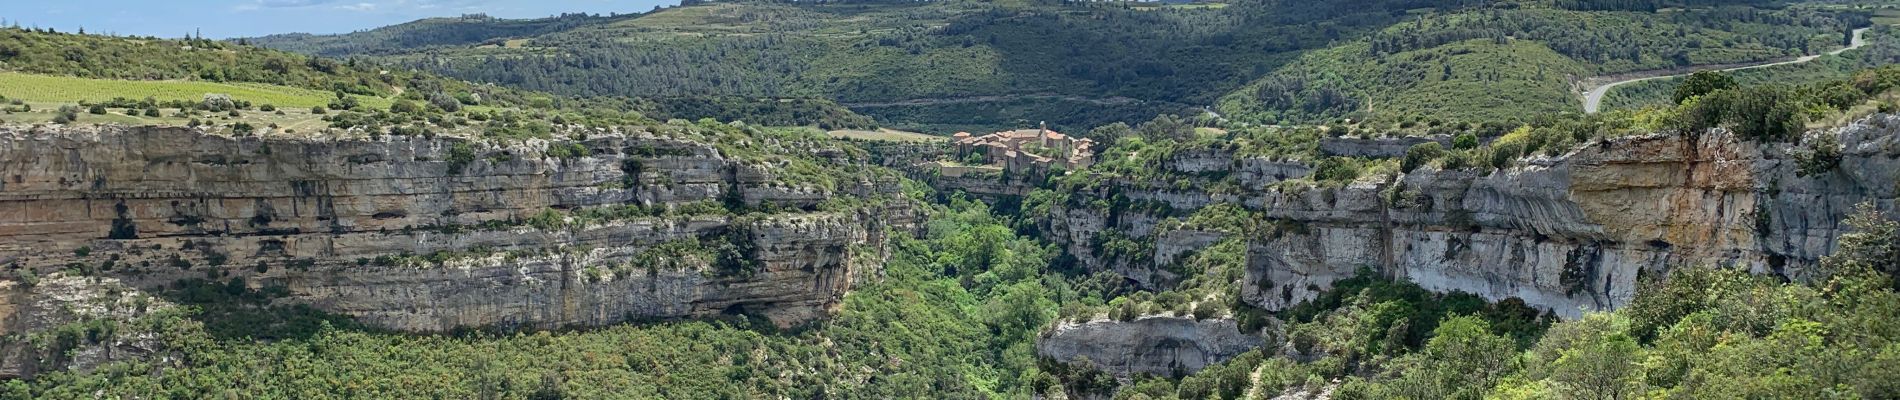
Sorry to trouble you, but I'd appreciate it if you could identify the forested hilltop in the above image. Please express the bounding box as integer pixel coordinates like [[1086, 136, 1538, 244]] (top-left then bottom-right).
[[249, 0, 1873, 133]]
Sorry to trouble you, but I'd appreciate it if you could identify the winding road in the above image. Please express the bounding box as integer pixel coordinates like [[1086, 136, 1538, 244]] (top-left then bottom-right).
[[1581, 27, 1871, 113]]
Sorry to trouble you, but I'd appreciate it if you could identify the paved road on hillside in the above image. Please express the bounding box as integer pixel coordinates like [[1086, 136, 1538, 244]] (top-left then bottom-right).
[[1582, 27, 1871, 113]]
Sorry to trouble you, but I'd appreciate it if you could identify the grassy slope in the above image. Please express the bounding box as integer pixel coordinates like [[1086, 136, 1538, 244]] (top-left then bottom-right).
[[244, 1, 1870, 131], [0, 72, 393, 109], [1216, 4, 1863, 127], [250, 1, 1405, 133], [1601, 25, 1900, 112], [246, 13, 627, 57], [826, 128, 947, 142], [1218, 38, 1586, 126]]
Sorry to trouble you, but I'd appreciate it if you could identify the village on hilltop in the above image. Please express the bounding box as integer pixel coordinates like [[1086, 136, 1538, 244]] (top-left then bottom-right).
[[937, 123, 1096, 177]]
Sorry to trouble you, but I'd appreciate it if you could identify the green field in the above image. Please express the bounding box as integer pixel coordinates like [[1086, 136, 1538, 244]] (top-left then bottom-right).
[[0, 72, 392, 110], [1877, 9, 1900, 25], [826, 128, 946, 143]]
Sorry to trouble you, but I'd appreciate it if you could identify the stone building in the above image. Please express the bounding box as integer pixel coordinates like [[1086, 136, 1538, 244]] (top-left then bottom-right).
[[951, 123, 1096, 173]]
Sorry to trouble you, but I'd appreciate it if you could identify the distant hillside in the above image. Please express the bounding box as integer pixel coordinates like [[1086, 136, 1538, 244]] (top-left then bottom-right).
[[1218, 3, 1869, 127], [249, 0, 1465, 132], [0, 28, 875, 133], [1601, 24, 1900, 113], [246, 13, 628, 57], [247, 0, 1874, 132]]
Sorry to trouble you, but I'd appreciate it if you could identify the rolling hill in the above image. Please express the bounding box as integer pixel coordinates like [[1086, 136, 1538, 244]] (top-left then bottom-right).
[[246, 0, 1874, 134]]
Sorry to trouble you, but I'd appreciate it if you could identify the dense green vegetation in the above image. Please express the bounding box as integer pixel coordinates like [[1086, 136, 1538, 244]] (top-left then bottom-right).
[[248, 0, 1876, 132], [1603, 25, 1900, 112], [0, 27, 518, 102], [0, 27, 877, 132], [0, 71, 392, 109], [1023, 198, 1900, 400], [997, 64, 1900, 398], [19, 195, 1900, 398], [12, 3, 1900, 399], [247, 13, 627, 57], [628, 96, 876, 130], [5, 200, 1079, 399], [241, 0, 1447, 132], [1218, 3, 1867, 127]]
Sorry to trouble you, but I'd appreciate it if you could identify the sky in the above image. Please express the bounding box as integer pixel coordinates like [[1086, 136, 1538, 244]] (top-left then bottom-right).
[[1, 0, 676, 39]]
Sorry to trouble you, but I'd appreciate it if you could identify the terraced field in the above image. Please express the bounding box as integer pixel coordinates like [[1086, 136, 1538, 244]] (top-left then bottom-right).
[[826, 128, 946, 142]]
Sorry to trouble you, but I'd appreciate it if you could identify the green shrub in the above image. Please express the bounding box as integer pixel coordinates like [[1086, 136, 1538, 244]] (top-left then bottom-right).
[[1452, 133, 1479, 150], [1401, 142, 1444, 173], [1312, 158, 1362, 182], [446, 142, 476, 174]]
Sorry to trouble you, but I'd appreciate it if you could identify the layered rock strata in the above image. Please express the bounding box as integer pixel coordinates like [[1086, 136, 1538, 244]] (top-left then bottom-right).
[[1037, 316, 1265, 378], [1045, 115, 1900, 318], [0, 125, 918, 340]]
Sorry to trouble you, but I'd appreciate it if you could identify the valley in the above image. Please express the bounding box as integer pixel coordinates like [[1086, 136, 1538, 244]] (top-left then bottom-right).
[[3, 1, 1900, 398]]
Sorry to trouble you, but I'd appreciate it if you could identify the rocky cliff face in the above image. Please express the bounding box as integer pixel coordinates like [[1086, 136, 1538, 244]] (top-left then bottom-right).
[[0, 124, 917, 347], [1037, 316, 1265, 378], [1045, 115, 1900, 318], [0, 273, 171, 378]]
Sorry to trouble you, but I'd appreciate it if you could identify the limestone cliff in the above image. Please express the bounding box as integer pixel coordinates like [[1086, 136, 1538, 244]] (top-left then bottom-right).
[[1043, 114, 1900, 318], [1037, 316, 1265, 378], [0, 273, 172, 378], [0, 124, 917, 345]]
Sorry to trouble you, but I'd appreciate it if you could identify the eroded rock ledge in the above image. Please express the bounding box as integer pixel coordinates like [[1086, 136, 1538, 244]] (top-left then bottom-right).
[[0, 125, 918, 344], [1037, 316, 1265, 378], [1044, 114, 1900, 319]]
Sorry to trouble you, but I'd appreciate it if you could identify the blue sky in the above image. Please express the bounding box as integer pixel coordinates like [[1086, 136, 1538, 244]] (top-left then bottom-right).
[[1, 0, 675, 39]]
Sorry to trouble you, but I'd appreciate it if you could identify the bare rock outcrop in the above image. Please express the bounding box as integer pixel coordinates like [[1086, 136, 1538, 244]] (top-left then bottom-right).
[[0, 273, 171, 378], [0, 124, 917, 344], [1037, 316, 1265, 378], [1045, 114, 1900, 318]]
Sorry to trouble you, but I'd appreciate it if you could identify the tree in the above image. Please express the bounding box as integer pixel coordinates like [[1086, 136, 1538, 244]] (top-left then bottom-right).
[[1401, 142, 1444, 173], [1794, 132, 1842, 177], [1088, 122, 1133, 146], [390, 99, 423, 114], [1673, 71, 1737, 104], [1452, 133, 1479, 150], [328, 92, 359, 111], [52, 105, 80, 124], [428, 93, 463, 112], [1532, 313, 1641, 400], [202, 94, 236, 112], [1489, 141, 1523, 170], [1312, 158, 1362, 182], [1137, 114, 1195, 142], [1387, 316, 1519, 399], [1550, 332, 1640, 400], [1823, 202, 1900, 281], [1700, 85, 1805, 142]]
